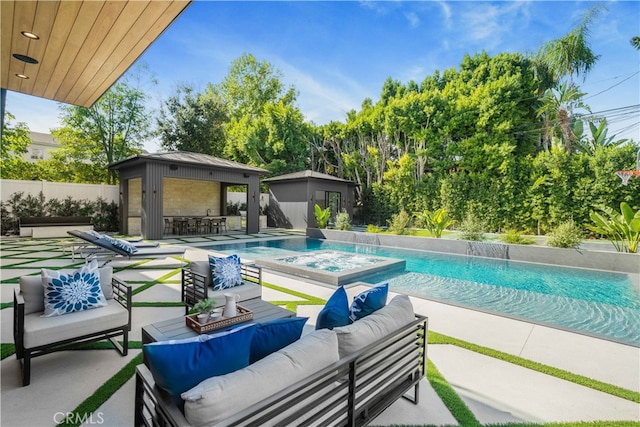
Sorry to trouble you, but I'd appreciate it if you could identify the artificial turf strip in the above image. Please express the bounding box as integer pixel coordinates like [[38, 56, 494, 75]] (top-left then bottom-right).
[[57, 353, 144, 427], [132, 301, 185, 307], [427, 359, 481, 427], [1, 301, 12, 309], [485, 422, 640, 427], [262, 281, 327, 305], [428, 331, 640, 404], [1, 343, 16, 360]]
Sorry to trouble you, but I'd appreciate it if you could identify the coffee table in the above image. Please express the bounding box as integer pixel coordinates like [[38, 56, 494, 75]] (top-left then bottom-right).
[[141, 298, 295, 345]]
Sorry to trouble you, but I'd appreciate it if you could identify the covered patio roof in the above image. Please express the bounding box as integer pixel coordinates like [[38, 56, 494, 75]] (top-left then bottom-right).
[[1, 0, 191, 107]]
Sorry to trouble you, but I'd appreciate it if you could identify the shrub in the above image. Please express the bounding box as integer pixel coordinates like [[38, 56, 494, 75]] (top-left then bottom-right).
[[387, 210, 412, 235], [0, 192, 119, 235], [314, 204, 331, 229], [457, 212, 486, 241], [501, 229, 536, 245], [547, 220, 584, 249], [414, 208, 455, 238], [588, 202, 640, 253], [334, 210, 351, 230], [366, 224, 383, 233]]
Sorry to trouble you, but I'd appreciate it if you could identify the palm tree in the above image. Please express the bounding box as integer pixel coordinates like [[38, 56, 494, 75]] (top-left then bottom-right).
[[537, 82, 587, 154], [537, 4, 604, 83], [631, 36, 640, 51]]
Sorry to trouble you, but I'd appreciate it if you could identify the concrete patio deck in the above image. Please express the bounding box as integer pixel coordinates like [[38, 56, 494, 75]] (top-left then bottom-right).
[[1, 231, 638, 426]]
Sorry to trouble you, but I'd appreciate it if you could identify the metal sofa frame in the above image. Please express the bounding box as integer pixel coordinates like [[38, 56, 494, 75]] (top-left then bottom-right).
[[13, 276, 132, 386], [134, 315, 427, 426], [181, 263, 263, 315]]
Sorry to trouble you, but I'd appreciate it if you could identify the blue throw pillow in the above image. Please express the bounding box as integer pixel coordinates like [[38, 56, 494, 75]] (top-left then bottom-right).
[[316, 286, 350, 330], [250, 317, 308, 363], [95, 234, 138, 254], [143, 324, 257, 403], [41, 259, 108, 317], [349, 283, 389, 322], [209, 254, 242, 290]]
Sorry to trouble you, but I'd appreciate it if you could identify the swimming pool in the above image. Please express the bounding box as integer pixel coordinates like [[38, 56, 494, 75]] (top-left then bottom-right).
[[207, 237, 640, 346]]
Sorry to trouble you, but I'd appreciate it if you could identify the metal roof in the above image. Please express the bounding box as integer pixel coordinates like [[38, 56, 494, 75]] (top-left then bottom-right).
[[108, 151, 269, 174], [262, 170, 357, 185]]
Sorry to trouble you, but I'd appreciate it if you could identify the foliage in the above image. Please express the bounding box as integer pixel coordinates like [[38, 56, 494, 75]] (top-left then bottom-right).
[[501, 229, 536, 245], [52, 66, 153, 184], [414, 208, 455, 238], [387, 209, 412, 235], [334, 210, 352, 231], [314, 204, 331, 228], [0, 192, 118, 235], [546, 219, 584, 249], [366, 224, 383, 233], [0, 112, 38, 179], [588, 202, 640, 253], [457, 211, 486, 241], [156, 84, 228, 155], [192, 298, 217, 314]]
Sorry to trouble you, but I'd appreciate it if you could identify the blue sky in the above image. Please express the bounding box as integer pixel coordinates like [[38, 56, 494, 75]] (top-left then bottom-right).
[[6, 1, 640, 152]]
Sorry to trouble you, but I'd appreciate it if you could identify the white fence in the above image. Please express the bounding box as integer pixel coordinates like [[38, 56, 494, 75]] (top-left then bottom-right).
[[1, 180, 119, 204], [1, 179, 268, 210]]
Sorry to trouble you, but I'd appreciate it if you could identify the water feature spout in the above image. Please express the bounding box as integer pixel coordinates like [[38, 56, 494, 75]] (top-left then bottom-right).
[[466, 241, 509, 259]]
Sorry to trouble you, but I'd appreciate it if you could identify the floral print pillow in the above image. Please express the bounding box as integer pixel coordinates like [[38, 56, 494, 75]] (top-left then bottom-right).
[[41, 259, 108, 317], [208, 254, 242, 291]]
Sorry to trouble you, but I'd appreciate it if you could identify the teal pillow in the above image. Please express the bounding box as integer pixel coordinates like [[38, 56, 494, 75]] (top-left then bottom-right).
[[349, 283, 389, 322], [250, 317, 308, 363], [208, 254, 242, 290], [316, 286, 350, 330], [143, 324, 257, 403]]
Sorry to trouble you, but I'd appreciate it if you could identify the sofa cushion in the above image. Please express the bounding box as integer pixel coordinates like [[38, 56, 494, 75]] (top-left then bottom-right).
[[144, 324, 257, 403], [250, 317, 308, 363], [183, 329, 339, 426], [349, 283, 388, 322], [189, 261, 212, 287], [316, 285, 350, 330], [334, 294, 414, 358], [208, 254, 242, 290], [41, 260, 108, 317], [22, 299, 129, 348]]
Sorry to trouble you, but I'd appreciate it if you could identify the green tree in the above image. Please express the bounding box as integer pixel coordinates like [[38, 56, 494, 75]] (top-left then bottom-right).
[[53, 70, 152, 184], [630, 36, 640, 50], [0, 112, 37, 179], [536, 82, 587, 154], [156, 84, 228, 155]]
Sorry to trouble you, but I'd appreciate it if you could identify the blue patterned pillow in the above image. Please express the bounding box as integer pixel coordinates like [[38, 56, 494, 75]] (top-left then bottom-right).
[[349, 283, 389, 322], [95, 234, 138, 254], [208, 254, 242, 291], [41, 260, 108, 317]]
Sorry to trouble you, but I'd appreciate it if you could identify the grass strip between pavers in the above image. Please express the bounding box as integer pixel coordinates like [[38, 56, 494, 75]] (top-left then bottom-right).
[[57, 353, 144, 427], [429, 331, 640, 404], [427, 358, 481, 426]]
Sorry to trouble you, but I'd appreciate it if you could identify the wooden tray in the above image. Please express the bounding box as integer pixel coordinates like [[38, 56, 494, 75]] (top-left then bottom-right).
[[185, 305, 253, 334]]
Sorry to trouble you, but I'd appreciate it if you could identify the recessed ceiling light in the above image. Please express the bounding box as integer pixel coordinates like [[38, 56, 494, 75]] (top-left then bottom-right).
[[12, 53, 38, 64], [21, 31, 39, 40], [15, 74, 29, 79]]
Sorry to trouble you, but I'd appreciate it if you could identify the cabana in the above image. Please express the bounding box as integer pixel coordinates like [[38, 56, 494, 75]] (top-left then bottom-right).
[[263, 171, 357, 229], [108, 152, 268, 239]]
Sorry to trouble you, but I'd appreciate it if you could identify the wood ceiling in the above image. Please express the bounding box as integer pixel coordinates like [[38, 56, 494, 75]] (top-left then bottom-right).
[[1, 0, 191, 107]]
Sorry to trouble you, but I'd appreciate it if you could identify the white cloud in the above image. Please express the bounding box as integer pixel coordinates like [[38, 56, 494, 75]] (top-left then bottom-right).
[[405, 11, 420, 28], [438, 0, 452, 28]]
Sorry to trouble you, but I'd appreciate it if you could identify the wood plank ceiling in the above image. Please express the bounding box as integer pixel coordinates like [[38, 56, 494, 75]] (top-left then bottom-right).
[[1, 0, 191, 107]]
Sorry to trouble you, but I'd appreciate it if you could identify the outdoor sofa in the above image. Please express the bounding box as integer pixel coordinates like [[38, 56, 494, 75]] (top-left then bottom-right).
[[13, 264, 132, 386], [135, 294, 427, 426], [181, 258, 262, 314]]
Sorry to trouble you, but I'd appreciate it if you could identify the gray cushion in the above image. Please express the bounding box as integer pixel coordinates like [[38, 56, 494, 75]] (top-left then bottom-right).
[[22, 299, 129, 348], [19, 266, 113, 315], [333, 294, 415, 358], [183, 329, 339, 426], [190, 261, 212, 287]]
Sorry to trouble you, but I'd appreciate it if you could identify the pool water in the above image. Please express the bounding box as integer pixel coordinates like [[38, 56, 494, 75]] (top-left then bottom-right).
[[208, 237, 640, 346], [279, 251, 385, 272]]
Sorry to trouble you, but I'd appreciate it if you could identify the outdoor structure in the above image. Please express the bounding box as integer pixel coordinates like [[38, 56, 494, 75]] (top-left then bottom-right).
[[108, 151, 268, 239], [263, 170, 357, 229]]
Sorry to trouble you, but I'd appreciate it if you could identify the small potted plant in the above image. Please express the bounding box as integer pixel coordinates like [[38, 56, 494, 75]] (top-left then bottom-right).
[[192, 298, 217, 323]]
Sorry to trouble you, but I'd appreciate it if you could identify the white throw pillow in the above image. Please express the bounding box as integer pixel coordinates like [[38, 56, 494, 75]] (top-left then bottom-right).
[[182, 328, 339, 426], [333, 294, 415, 358]]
